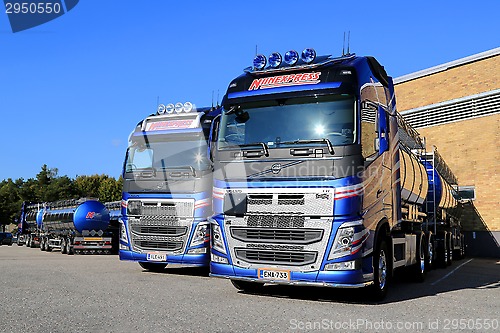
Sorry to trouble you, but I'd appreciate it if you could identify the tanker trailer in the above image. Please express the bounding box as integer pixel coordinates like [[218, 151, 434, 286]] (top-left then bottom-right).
[[421, 146, 464, 267], [22, 203, 44, 248], [39, 199, 112, 255]]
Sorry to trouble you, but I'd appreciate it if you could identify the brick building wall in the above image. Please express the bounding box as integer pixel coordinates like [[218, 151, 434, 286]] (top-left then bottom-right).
[[394, 51, 500, 235]]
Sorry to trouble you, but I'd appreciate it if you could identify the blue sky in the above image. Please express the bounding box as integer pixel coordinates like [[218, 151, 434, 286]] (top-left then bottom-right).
[[1, 0, 499, 180]]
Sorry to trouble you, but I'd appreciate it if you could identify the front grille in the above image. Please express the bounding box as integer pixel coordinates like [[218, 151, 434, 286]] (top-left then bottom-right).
[[234, 248, 317, 266], [128, 199, 194, 253], [277, 195, 304, 205], [131, 225, 187, 237], [246, 215, 305, 228], [231, 228, 323, 244], [134, 240, 183, 251]]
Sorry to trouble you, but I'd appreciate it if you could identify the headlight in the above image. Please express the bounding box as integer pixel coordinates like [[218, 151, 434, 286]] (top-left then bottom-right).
[[328, 221, 368, 260], [210, 220, 226, 254], [119, 219, 128, 243], [190, 222, 210, 247], [127, 200, 141, 216]]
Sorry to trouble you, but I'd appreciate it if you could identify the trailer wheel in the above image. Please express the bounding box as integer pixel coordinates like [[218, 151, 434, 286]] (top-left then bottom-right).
[[425, 234, 434, 272], [61, 238, 67, 254], [231, 280, 264, 293], [139, 262, 167, 272], [446, 233, 452, 266], [437, 233, 448, 268], [460, 234, 466, 259], [369, 238, 389, 300], [412, 233, 427, 282], [46, 239, 52, 252], [66, 240, 74, 255]]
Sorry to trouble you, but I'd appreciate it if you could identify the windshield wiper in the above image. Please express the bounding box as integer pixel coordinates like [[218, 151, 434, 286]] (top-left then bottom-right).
[[225, 142, 269, 157], [161, 165, 196, 176], [280, 139, 335, 155]]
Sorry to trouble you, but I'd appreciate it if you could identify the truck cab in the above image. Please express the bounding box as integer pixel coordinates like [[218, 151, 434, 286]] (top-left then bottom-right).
[[119, 102, 221, 271]]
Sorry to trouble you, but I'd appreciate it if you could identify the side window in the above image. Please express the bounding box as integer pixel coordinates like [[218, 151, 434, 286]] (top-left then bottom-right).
[[360, 84, 378, 161]]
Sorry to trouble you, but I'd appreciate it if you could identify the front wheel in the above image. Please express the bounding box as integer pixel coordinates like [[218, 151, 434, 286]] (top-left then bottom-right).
[[369, 239, 390, 301], [230, 280, 265, 293], [139, 262, 167, 272]]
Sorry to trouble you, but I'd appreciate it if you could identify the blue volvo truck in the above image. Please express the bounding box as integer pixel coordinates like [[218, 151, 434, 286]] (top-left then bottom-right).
[[209, 49, 463, 299], [119, 102, 221, 271]]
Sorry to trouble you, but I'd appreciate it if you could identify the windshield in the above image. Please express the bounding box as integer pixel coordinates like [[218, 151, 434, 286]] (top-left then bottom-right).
[[218, 95, 355, 149], [125, 134, 210, 172]]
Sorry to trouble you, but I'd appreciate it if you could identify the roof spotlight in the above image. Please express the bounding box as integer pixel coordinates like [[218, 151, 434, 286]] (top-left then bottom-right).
[[183, 102, 193, 113], [268, 52, 282, 68], [174, 102, 184, 113], [301, 48, 316, 64], [253, 54, 267, 70], [165, 103, 175, 114], [157, 104, 166, 114], [284, 50, 299, 65]]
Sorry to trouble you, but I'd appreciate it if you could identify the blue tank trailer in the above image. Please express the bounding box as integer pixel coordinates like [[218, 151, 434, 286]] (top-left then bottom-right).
[[17, 202, 44, 247], [208, 48, 464, 299], [119, 103, 221, 271], [18, 199, 120, 254]]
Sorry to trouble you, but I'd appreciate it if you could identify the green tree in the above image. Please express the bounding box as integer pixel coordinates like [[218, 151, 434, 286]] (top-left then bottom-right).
[[98, 177, 122, 202], [75, 174, 109, 199], [0, 179, 22, 231]]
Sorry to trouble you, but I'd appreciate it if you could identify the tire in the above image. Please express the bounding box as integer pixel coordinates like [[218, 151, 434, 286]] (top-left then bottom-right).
[[437, 233, 448, 268], [139, 262, 167, 272], [45, 238, 52, 252], [411, 233, 427, 282], [369, 239, 389, 300], [460, 234, 466, 259], [446, 233, 452, 266], [61, 238, 67, 254], [66, 240, 74, 255], [230, 280, 265, 293], [425, 234, 434, 272]]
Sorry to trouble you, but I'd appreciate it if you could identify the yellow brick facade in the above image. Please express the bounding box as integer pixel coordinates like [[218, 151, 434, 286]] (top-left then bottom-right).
[[396, 56, 500, 111], [395, 53, 500, 232]]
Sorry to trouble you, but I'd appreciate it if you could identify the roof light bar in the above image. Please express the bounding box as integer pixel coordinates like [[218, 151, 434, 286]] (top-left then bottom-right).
[[157, 102, 195, 115], [251, 48, 318, 70]]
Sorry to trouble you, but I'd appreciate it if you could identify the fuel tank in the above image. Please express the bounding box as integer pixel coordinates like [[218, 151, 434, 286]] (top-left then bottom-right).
[[42, 200, 110, 234]]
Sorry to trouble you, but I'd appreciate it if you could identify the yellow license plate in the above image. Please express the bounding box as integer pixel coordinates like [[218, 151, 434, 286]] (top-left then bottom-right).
[[83, 237, 103, 241]]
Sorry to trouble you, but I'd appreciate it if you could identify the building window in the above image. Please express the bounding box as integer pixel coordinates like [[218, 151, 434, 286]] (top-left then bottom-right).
[[455, 186, 476, 202]]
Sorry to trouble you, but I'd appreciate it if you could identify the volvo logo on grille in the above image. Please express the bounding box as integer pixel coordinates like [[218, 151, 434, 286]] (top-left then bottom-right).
[[156, 182, 165, 190], [271, 163, 282, 174]]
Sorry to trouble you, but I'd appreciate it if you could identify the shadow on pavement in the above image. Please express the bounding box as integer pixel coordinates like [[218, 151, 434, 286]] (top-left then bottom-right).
[[234, 258, 500, 304]]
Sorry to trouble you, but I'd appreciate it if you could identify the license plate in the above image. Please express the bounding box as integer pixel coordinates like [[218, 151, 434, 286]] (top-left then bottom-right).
[[83, 237, 103, 241], [146, 252, 167, 262], [258, 268, 290, 281]]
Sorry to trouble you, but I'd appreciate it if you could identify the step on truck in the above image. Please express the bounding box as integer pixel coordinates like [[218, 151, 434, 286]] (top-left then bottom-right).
[[39, 198, 114, 254], [209, 48, 463, 299], [119, 102, 221, 271]]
